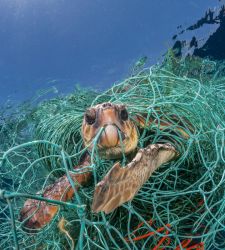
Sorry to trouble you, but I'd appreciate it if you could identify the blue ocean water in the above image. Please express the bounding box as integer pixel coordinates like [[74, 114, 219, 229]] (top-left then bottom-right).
[[0, 0, 224, 104], [0, 2, 225, 249]]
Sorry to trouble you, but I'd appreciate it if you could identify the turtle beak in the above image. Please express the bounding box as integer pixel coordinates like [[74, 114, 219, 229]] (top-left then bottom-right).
[[99, 124, 125, 148]]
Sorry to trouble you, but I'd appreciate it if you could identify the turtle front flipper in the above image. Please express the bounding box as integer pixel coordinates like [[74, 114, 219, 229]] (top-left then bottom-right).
[[19, 155, 91, 231], [92, 144, 178, 214]]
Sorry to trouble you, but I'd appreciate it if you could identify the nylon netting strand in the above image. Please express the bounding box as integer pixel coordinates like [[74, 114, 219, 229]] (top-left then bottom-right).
[[0, 55, 225, 250]]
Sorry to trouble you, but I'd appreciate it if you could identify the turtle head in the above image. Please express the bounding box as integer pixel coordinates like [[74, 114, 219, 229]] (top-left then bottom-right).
[[82, 102, 138, 159]]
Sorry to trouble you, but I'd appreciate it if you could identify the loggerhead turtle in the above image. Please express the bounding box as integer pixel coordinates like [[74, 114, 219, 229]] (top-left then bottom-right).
[[20, 102, 190, 230]]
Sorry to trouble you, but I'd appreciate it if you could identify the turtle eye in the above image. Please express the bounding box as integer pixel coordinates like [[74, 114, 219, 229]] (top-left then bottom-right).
[[120, 108, 128, 121], [85, 109, 96, 125]]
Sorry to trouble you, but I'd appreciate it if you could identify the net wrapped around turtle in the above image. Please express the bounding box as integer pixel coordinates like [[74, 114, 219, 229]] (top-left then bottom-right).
[[0, 54, 225, 249]]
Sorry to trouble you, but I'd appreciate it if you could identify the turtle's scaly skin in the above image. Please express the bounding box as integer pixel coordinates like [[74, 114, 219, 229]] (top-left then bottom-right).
[[20, 102, 184, 230], [19, 156, 91, 231], [82, 102, 138, 159], [92, 143, 178, 213]]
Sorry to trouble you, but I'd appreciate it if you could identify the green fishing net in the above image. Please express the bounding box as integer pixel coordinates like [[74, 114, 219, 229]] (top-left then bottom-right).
[[0, 53, 225, 250]]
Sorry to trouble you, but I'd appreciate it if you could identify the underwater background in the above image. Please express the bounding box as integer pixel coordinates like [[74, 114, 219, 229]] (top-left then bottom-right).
[[0, 1, 225, 250], [0, 0, 224, 105]]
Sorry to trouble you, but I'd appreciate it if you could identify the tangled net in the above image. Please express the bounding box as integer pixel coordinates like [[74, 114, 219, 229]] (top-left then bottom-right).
[[0, 53, 225, 250]]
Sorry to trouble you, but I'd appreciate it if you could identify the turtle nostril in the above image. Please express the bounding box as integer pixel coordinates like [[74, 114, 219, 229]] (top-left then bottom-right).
[[102, 103, 112, 108]]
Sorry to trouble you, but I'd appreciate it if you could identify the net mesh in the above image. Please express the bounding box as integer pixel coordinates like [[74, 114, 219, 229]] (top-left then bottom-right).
[[0, 53, 225, 250]]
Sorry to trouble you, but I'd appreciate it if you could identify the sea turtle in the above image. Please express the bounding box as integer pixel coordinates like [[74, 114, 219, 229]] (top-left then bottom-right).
[[20, 102, 190, 230]]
